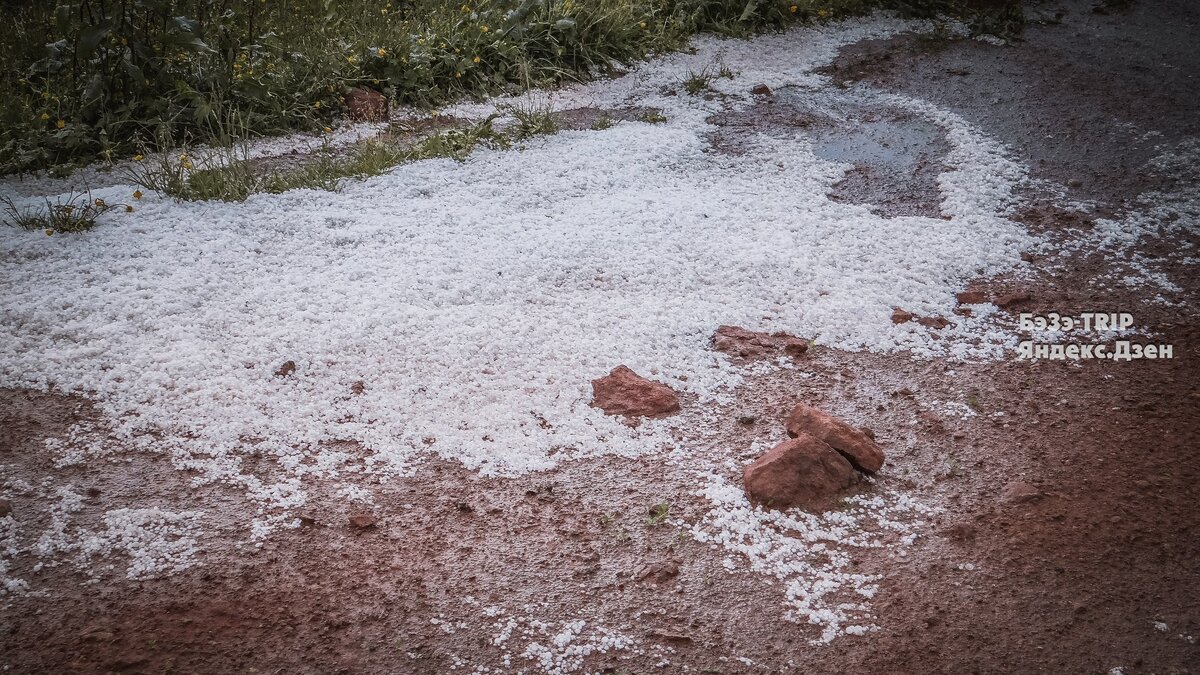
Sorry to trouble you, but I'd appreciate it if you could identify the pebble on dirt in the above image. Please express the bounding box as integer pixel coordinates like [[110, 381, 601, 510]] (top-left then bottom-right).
[[345, 87, 389, 122], [637, 559, 681, 585], [348, 513, 378, 529], [743, 434, 855, 512], [275, 360, 297, 377], [0, 498, 10, 518], [891, 308, 914, 324], [785, 403, 885, 473], [590, 365, 680, 417], [751, 84, 773, 96]]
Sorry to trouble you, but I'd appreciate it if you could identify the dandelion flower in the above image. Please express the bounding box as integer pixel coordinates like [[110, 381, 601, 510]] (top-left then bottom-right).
[[56, 119, 66, 129], [480, 25, 489, 32], [818, 8, 829, 17], [323, 126, 333, 133], [44, 229, 54, 236], [39, 112, 49, 120], [473, 56, 481, 63], [639, 21, 647, 28], [133, 190, 143, 200], [790, 5, 798, 12], [134, 154, 144, 161], [314, 100, 322, 109]]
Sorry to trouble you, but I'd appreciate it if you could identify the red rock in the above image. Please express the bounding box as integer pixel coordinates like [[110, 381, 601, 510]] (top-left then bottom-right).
[[275, 360, 296, 377], [350, 380, 366, 395], [348, 513, 378, 529], [953, 306, 973, 317], [956, 290, 987, 304], [751, 84, 773, 96], [743, 434, 855, 511], [0, 498, 9, 518], [892, 308, 914, 324], [995, 291, 1032, 309], [917, 316, 950, 329], [591, 366, 680, 417], [345, 87, 389, 122], [712, 325, 807, 360], [785, 403, 885, 473]]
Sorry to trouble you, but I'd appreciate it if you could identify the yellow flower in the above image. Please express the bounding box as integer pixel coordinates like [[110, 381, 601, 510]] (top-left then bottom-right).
[[790, 5, 798, 13], [473, 56, 481, 63], [314, 100, 321, 109], [134, 154, 144, 161], [818, 8, 829, 17], [480, 25, 489, 32], [377, 47, 387, 57], [461, 4, 470, 11], [44, 228, 54, 236], [639, 21, 647, 28], [323, 126, 332, 133], [133, 190, 143, 200], [56, 119, 65, 129], [455, 72, 462, 78], [40, 112, 49, 120], [179, 154, 193, 170]]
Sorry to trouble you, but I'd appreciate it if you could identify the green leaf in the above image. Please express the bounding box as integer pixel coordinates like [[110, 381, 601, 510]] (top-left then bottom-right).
[[739, 0, 760, 21]]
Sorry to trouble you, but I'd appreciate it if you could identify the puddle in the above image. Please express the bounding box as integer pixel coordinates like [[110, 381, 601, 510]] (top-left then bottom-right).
[[707, 89, 950, 218]]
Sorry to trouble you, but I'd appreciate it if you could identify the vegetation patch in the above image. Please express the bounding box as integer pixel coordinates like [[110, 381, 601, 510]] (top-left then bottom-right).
[[1, 190, 129, 233], [0, 0, 1019, 176]]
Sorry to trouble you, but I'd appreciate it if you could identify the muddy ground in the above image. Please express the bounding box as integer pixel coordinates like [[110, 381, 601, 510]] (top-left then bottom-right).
[[2, 1, 1198, 673]]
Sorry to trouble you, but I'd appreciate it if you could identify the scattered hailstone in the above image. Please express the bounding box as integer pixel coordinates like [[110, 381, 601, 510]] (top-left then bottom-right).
[[689, 473, 937, 644]]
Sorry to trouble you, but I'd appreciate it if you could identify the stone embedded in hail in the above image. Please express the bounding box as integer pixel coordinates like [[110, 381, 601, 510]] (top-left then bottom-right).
[[590, 366, 680, 418]]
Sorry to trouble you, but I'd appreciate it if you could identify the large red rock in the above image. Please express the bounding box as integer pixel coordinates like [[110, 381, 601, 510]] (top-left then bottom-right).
[[712, 325, 807, 359], [743, 434, 855, 512], [591, 366, 680, 417], [785, 403, 885, 473], [345, 87, 389, 122]]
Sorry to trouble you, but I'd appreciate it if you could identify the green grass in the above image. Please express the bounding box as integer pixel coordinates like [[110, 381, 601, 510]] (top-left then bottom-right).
[[1, 190, 130, 233], [0, 0, 1009, 177], [646, 501, 671, 526], [127, 112, 537, 202]]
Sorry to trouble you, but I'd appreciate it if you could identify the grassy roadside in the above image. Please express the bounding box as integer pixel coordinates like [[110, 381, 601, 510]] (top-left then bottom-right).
[[0, 0, 1008, 178]]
